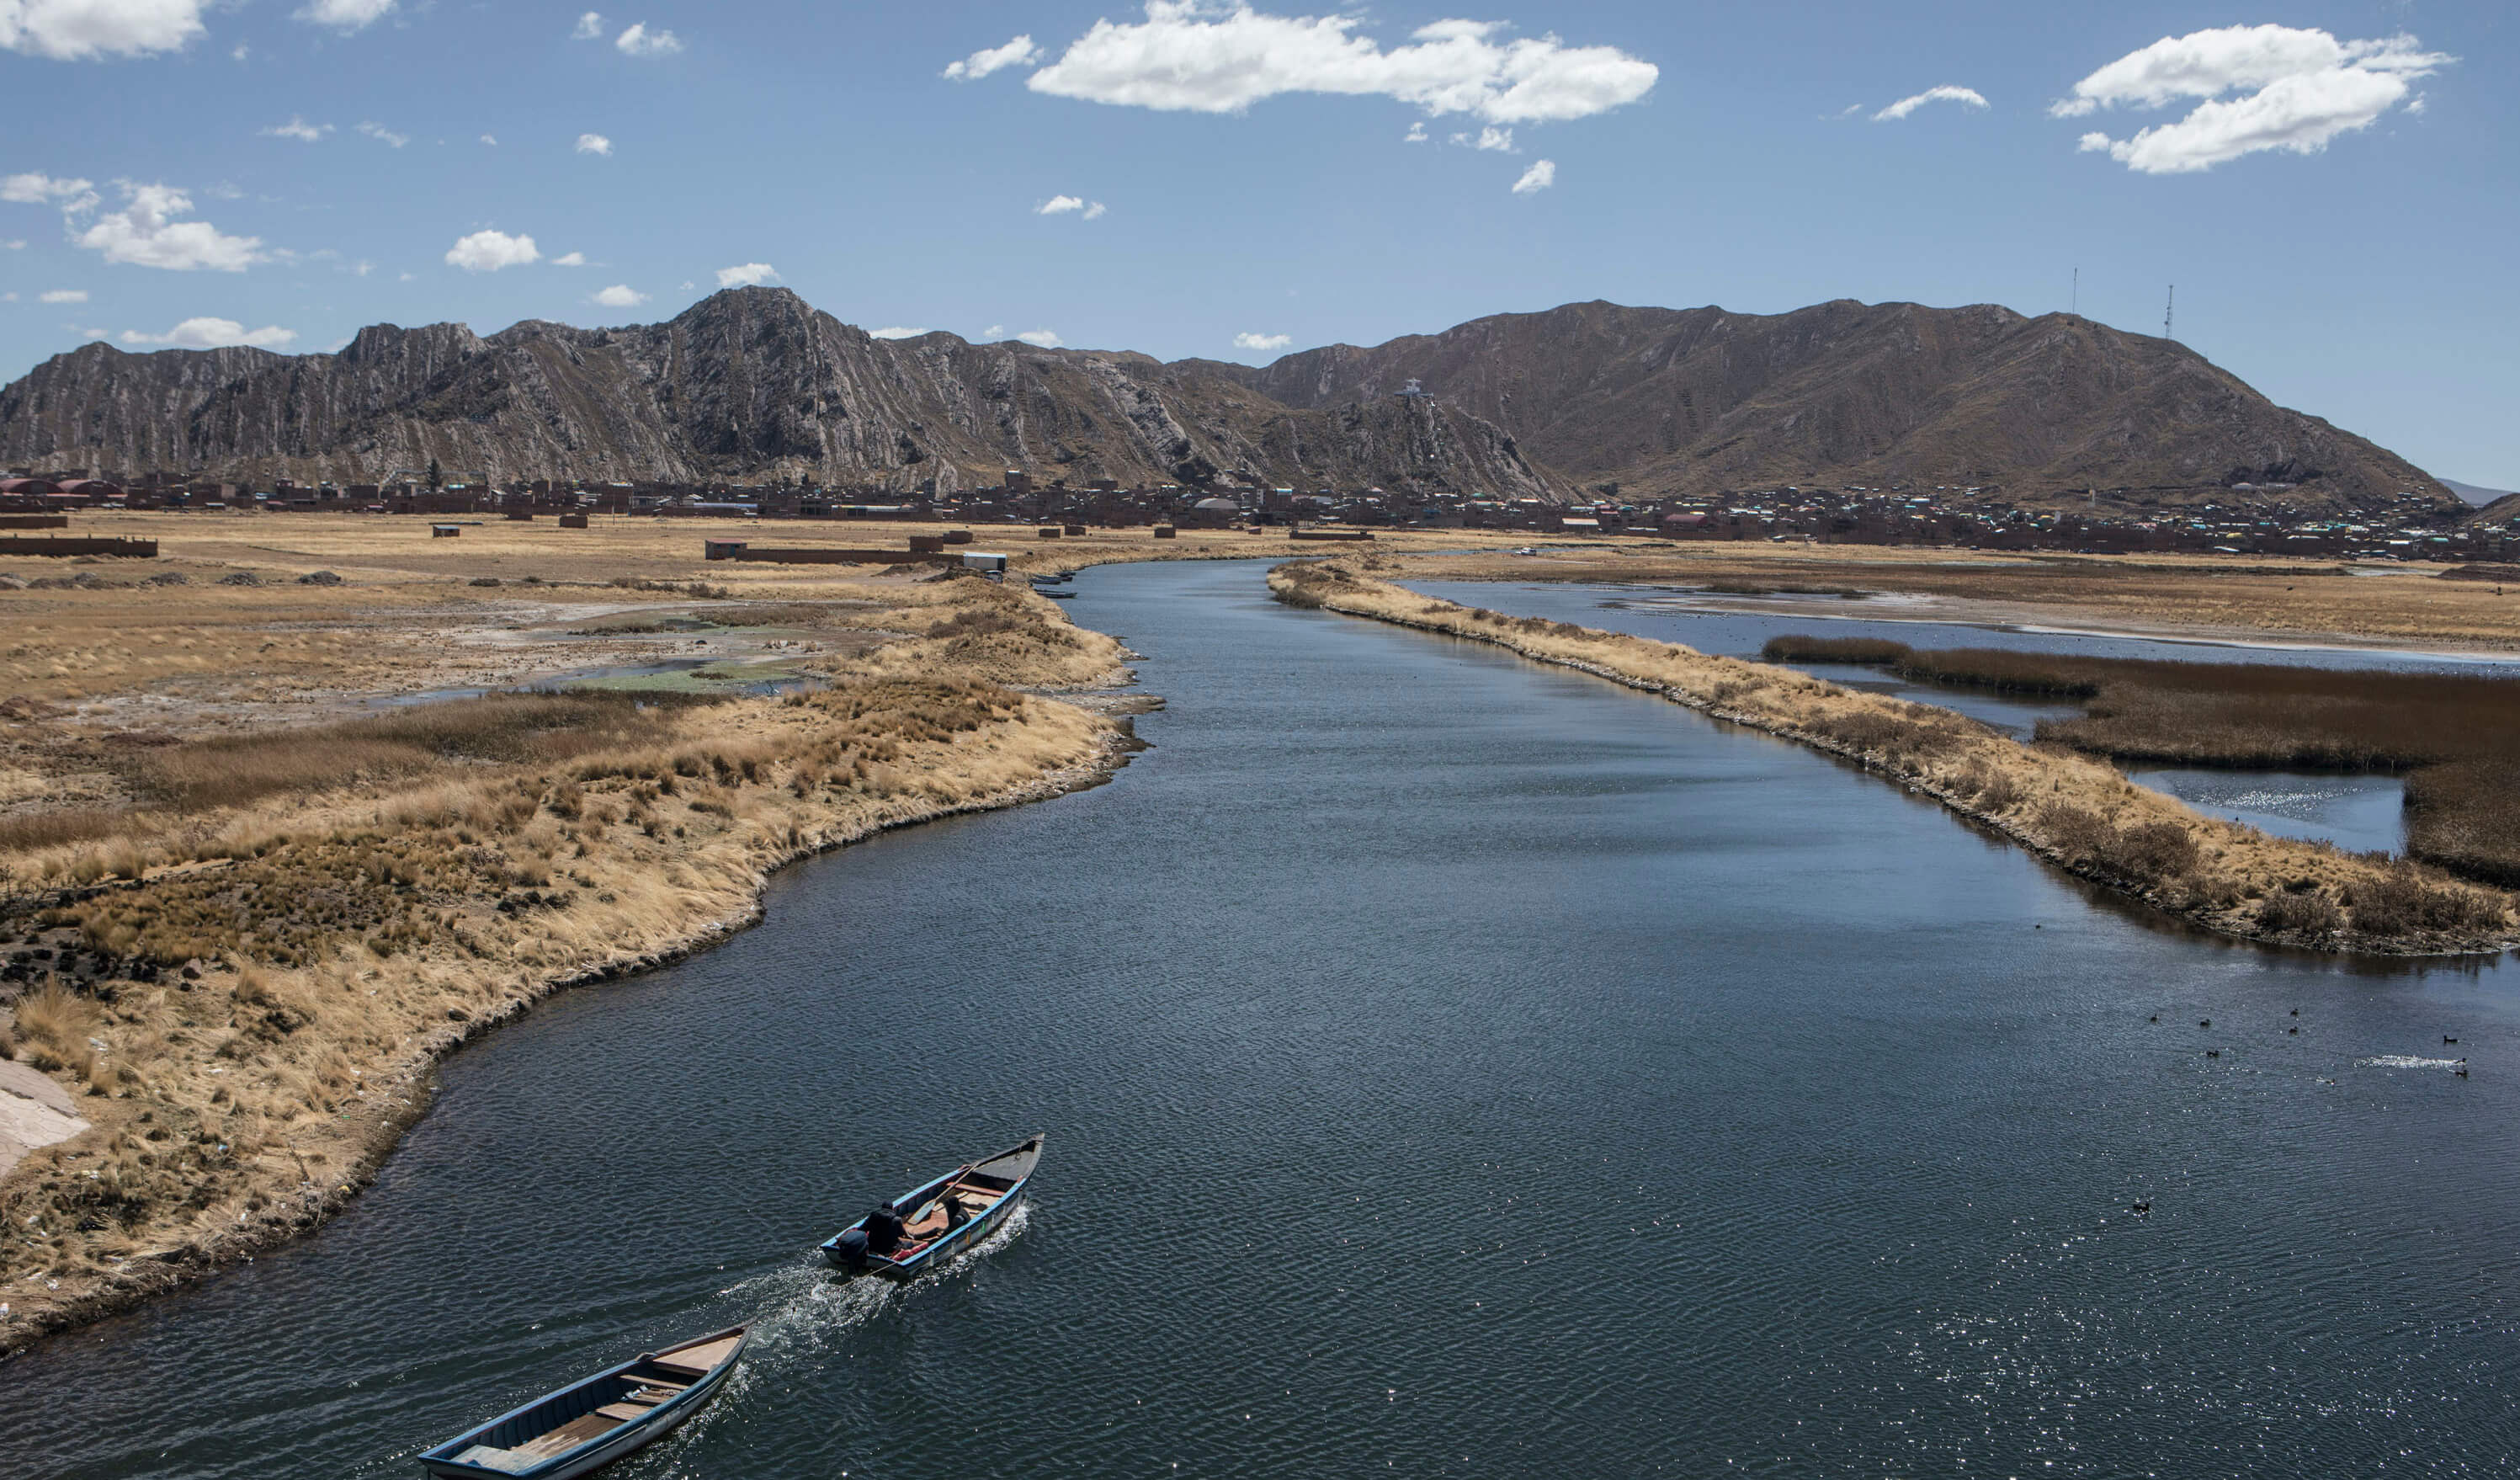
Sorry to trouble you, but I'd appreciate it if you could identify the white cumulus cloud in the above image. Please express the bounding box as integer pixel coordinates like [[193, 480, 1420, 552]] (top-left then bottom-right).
[[444, 228, 540, 272], [2058, 25, 2449, 173], [3, 172, 97, 209], [356, 120, 409, 147], [571, 10, 602, 40], [1403, 120, 1427, 142], [1015, 328, 1062, 347], [0, 0, 207, 59], [262, 116, 332, 141], [715, 262, 777, 288], [1, 240, 24, 250], [551, 251, 587, 267], [576, 132, 613, 155], [1025, 5, 1657, 125], [1039, 194, 1108, 217], [1233, 332, 1290, 351], [295, 0, 394, 33], [39, 288, 86, 302], [76, 184, 265, 270], [944, 34, 1039, 80], [868, 326, 928, 338], [1471, 125, 1513, 150], [1874, 85, 1987, 122], [614, 21, 679, 56], [121, 316, 296, 349], [591, 284, 647, 308], [1511, 157, 1555, 193], [479, 133, 497, 146]]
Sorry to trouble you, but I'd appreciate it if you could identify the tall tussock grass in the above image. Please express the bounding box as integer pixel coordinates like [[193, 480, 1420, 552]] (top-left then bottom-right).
[[114, 693, 704, 813]]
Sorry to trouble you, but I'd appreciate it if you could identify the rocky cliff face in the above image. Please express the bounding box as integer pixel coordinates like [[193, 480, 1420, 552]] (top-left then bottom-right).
[[1212, 299, 2454, 515], [0, 289, 1561, 498], [0, 290, 2450, 515]]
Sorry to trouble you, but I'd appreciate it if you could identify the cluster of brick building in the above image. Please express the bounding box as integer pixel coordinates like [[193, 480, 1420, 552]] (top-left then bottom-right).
[[5, 462, 2509, 563]]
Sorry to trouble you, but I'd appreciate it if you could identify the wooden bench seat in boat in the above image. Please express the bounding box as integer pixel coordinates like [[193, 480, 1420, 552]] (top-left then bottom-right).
[[651, 1333, 745, 1376], [512, 1413, 622, 1461], [596, 1403, 658, 1421]]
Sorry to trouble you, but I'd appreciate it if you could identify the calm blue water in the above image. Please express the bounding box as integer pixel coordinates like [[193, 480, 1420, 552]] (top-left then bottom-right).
[[7, 560, 2518, 1478]]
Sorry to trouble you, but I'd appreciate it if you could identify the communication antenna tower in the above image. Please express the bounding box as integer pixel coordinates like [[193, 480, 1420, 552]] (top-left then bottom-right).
[[2164, 285, 2175, 341], [2071, 267, 2078, 317]]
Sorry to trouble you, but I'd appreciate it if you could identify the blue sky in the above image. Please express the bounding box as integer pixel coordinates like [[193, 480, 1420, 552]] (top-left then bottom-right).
[[2, 1, 2512, 487]]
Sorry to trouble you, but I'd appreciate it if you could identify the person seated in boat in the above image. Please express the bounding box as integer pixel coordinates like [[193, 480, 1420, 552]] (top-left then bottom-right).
[[863, 1204, 906, 1257]]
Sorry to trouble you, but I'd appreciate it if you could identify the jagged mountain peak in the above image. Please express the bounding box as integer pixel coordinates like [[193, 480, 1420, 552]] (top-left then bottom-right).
[[0, 291, 2448, 514]]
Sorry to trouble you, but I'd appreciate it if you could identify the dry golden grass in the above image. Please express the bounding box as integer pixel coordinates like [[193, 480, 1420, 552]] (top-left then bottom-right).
[[1271, 559, 2518, 956], [0, 532, 1145, 1351]]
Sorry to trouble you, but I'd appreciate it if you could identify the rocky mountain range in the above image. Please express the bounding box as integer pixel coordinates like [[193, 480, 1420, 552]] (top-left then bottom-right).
[[0, 288, 2457, 515]]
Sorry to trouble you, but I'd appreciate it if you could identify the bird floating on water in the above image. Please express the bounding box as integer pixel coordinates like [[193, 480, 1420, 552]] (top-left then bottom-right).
[[2130, 1201, 2151, 1216]]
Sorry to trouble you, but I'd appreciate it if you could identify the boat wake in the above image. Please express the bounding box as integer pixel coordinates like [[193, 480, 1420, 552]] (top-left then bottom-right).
[[2356, 1055, 2465, 1072], [610, 1203, 1037, 1474]]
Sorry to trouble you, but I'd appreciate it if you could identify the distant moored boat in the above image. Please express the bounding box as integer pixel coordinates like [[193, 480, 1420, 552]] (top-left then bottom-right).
[[416, 1327, 747, 1478], [820, 1134, 1045, 1279]]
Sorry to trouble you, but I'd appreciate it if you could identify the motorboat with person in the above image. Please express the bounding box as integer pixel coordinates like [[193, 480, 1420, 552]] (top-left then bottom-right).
[[820, 1134, 1044, 1280]]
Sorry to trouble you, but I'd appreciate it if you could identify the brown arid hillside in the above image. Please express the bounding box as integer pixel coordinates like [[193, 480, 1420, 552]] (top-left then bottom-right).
[[0, 288, 1561, 500], [0, 290, 2454, 517], [1209, 298, 2457, 517]]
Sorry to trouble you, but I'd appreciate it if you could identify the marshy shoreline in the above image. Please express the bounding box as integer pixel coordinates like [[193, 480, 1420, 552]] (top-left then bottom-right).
[[8, 528, 2517, 1359], [1270, 558, 2520, 960], [0, 715, 1137, 1356], [0, 546, 1148, 1356]]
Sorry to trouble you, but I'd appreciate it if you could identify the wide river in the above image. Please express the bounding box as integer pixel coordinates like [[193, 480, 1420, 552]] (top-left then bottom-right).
[[9, 559, 2519, 1477]]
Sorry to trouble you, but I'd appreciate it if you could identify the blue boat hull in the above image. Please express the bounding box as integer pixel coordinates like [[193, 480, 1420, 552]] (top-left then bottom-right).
[[418, 1328, 747, 1479], [819, 1134, 1043, 1280], [854, 1186, 1022, 1280]]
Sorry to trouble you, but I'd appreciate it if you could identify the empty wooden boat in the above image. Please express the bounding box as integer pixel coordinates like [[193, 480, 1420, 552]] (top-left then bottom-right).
[[820, 1133, 1044, 1279], [417, 1327, 747, 1478]]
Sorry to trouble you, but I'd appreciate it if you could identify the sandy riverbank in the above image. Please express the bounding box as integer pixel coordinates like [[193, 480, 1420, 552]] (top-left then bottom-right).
[[1270, 558, 2519, 958]]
